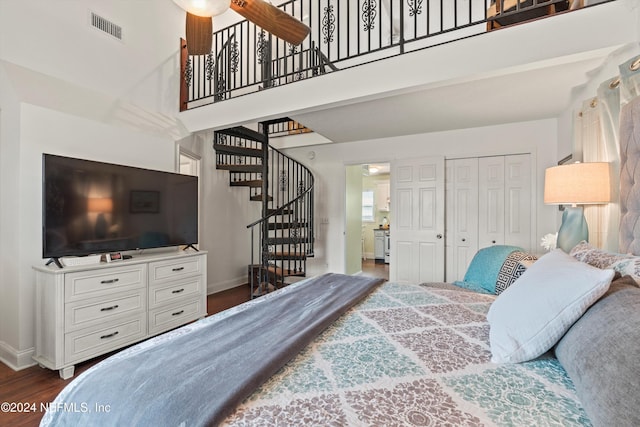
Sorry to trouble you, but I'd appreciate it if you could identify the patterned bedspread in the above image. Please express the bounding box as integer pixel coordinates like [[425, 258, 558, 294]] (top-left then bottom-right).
[[223, 282, 591, 426]]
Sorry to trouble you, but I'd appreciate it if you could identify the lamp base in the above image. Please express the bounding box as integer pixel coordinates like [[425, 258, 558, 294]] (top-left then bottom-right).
[[557, 206, 589, 252]]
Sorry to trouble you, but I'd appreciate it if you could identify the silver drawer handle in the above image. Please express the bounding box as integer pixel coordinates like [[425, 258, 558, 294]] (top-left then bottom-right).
[[100, 278, 120, 284], [172, 310, 184, 316], [172, 267, 185, 272], [100, 305, 119, 312], [100, 331, 119, 340], [171, 288, 185, 294]]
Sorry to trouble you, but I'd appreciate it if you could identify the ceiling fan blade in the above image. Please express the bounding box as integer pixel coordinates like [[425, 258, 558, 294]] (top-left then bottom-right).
[[185, 12, 213, 55], [230, 0, 310, 45]]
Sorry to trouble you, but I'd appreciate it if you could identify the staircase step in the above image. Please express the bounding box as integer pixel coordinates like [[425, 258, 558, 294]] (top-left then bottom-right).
[[216, 164, 262, 173], [267, 222, 308, 230], [213, 143, 264, 158], [230, 179, 263, 188], [268, 250, 307, 260], [266, 265, 306, 278], [267, 208, 293, 215], [250, 194, 273, 202], [266, 237, 314, 245], [216, 126, 267, 144]]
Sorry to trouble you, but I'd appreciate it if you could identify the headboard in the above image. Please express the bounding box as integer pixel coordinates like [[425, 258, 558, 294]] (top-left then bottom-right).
[[618, 96, 640, 254]]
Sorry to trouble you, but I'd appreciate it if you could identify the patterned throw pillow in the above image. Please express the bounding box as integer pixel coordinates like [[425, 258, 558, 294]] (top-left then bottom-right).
[[570, 241, 640, 284], [495, 251, 538, 295], [569, 241, 627, 269]]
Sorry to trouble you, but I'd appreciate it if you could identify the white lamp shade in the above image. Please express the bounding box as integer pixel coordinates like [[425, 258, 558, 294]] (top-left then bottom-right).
[[172, 0, 230, 17], [544, 162, 611, 205]]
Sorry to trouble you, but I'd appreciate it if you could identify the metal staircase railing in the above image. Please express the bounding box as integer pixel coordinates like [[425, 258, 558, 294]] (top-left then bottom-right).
[[214, 119, 315, 298], [180, 0, 601, 110]]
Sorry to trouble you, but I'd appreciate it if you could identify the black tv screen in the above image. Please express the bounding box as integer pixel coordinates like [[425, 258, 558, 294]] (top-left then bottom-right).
[[43, 154, 198, 259]]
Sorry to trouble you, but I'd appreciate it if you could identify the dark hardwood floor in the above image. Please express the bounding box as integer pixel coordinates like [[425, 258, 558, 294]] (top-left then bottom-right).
[[0, 284, 251, 427], [361, 259, 389, 280]]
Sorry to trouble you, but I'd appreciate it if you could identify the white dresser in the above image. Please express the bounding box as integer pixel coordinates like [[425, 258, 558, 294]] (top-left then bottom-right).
[[33, 250, 207, 379]]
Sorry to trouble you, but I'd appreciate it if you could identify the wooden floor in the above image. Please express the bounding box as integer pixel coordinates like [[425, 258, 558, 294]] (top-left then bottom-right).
[[0, 267, 386, 426], [361, 258, 389, 280], [0, 284, 251, 427]]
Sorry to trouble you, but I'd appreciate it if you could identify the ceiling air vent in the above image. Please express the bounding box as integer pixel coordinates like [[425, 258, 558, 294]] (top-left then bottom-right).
[[90, 11, 122, 41]]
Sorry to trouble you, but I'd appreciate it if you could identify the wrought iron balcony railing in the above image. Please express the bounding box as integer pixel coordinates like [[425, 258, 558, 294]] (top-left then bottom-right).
[[180, 0, 594, 111]]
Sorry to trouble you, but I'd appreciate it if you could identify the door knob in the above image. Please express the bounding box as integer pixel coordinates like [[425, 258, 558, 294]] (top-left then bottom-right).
[[436, 234, 443, 239], [462, 238, 466, 242]]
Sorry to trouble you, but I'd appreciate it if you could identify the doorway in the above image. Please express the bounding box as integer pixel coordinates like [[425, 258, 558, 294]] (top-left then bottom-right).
[[345, 163, 391, 280], [178, 147, 201, 248]]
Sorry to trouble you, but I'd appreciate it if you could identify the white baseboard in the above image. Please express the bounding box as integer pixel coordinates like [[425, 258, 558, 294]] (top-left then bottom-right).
[[0, 340, 36, 371], [207, 275, 246, 294]]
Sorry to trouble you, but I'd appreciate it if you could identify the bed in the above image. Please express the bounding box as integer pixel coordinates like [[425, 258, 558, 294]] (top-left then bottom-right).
[[41, 100, 640, 427], [40, 265, 640, 426]]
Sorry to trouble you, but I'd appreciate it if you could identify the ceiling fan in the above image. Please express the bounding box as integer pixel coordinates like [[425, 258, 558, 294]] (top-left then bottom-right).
[[173, 0, 310, 55]]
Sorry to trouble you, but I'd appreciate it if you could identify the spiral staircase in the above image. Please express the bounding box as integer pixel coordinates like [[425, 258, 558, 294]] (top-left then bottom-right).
[[214, 118, 314, 297]]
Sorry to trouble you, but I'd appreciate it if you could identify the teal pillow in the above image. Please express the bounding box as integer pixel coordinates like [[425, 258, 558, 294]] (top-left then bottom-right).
[[455, 245, 523, 294], [452, 280, 494, 294]]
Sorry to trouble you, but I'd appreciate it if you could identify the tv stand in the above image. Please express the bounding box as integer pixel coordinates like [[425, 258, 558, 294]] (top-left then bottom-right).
[[45, 257, 63, 269], [33, 250, 207, 379], [183, 244, 199, 251]]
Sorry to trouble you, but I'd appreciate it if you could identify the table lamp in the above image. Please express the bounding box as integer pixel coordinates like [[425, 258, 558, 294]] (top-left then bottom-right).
[[544, 162, 610, 252]]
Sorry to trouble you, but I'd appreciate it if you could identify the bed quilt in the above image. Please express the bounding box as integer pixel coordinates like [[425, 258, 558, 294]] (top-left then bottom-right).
[[223, 282, 590, 426]]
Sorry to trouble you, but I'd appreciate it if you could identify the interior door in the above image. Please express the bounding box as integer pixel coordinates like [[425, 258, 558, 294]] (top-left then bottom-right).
[[446, 158, 479, 282], [504, 154, 532, 250], [390, 156, 445, 283], [478, 156, 505, 248]]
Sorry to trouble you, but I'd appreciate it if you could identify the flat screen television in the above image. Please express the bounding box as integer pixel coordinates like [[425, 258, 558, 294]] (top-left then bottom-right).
[[42, 154, 198, 263]]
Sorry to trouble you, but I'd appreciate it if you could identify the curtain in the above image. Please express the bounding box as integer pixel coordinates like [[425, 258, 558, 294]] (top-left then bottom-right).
[[576, 54, 640, 252]]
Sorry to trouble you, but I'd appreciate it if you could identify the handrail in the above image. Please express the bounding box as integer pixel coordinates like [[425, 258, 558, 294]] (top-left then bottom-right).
[[214, 121, 314, 298], [181, 0, 604, 110], [246, 140, 315, 236]]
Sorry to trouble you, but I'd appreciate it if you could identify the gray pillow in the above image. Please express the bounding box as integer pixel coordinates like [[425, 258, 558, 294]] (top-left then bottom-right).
[[555, 275, 640, 427]]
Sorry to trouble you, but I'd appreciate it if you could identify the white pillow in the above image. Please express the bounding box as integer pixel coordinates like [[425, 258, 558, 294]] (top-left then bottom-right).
[[487, 249, 614, 363]]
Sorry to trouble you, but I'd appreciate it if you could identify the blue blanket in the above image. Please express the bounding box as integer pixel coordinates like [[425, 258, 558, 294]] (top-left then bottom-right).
[[41, 273, 383, 427]]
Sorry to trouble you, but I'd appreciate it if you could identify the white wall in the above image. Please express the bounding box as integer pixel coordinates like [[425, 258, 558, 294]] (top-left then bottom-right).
[[0, 0, 254, 370], [284, 119, 559, 276], [177, 132, 261, 293]]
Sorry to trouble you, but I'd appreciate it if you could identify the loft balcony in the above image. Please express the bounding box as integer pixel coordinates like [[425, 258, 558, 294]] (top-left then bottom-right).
[[178, 0, 632, 137], [180, 0, 592, 109]]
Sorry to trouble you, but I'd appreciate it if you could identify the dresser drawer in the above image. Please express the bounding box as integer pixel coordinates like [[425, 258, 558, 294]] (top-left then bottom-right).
[[65, 289, 146, 332], [149, 277, 203, 309], [148, 299, 204, 335], [149, 257, 202, 284], [64, 264, 146, 302], [64, 313, 146, 364]]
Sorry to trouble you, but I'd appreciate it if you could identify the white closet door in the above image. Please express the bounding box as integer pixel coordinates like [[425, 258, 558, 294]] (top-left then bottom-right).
[[445, 158, 478, 282], [478, 156, 506, 248], [391, 156, 445, 283], [504, 154, 532, 250]]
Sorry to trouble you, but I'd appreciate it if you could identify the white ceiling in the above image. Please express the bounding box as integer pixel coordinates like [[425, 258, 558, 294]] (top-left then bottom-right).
[[176, 0, 636, 145], [291, 55, 610, 144]]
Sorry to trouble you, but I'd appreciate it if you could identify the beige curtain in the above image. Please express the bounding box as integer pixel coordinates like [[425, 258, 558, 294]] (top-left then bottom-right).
[[575, 54, 640, 252]]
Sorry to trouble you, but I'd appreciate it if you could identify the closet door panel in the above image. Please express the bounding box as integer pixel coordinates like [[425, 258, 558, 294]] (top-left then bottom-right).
[[504, 154, 532, 250], [479, 156, 505, 248], [445, 158, 478, 281]]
